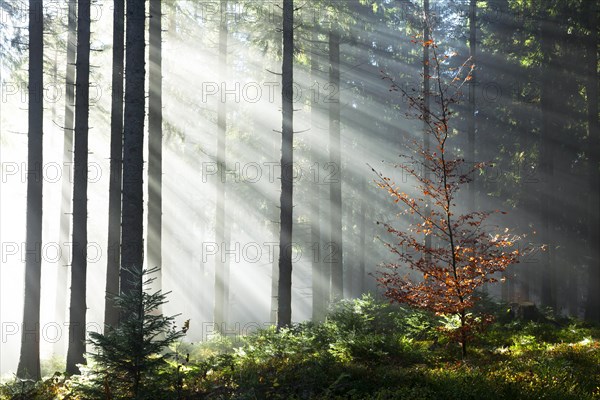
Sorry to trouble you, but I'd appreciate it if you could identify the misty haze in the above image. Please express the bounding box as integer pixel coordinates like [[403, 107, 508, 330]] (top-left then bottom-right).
[[0, 0, 599, 398]]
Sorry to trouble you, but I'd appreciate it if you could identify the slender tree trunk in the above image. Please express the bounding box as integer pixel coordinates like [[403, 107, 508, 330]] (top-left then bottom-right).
[[460, 312, 467, 358], [66, 0, 91, 375], [55, 0, 76, 352], [310, 28, 326, 322], [120, 0, 147, 301], [105, 0, 125, 330], [342, 196, 352, 298], [270, 125, 280, 325], [270, 233, 279, 324], [467, 0, 476, 212], [358, 175, 366, 295], [508, 271, 516, 302], [329, 28, 343, 302], [17, 0, 44, 381], [566, 269, 578, 316], [500, 271, 509, 302], [214, 0, 229, 332], [423, 0, 432, 265], [539, 6, 556, 310], [148, 0, 162, 286], [277, 0, 294, 329], [585, 0, 599, 322], [223, 214, 232, 322]]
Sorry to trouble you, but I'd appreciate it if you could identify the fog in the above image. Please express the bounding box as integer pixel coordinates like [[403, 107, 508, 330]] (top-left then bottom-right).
[[1, 0, 597, 378]]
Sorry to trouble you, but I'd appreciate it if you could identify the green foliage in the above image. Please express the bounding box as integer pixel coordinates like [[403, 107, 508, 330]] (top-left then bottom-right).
[[0, 373, 70, 400], [77, 267, 187, 399], [3, 296, 600, 399], [328, 294, 438, 339], [327, 294, 401, 335], [324, 295, 432, 364], [39, 356, 66, 380]]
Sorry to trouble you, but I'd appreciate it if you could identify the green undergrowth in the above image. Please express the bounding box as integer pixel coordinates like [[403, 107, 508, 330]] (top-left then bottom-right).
[[2, 295, 600, 399]]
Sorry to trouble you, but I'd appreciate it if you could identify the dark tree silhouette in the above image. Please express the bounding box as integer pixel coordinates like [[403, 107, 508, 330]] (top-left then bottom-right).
[[539, 6, 557, 309], [585, 0, 599, 322], [423, 0, 432, 266], [88, 268, 186, 397], [105, 0, 125, 330], [66, 0, 91, 375], [147, 0, 163, 307], [311, 27, 327, 322], [120, 0, 147, 300], [17, 0, 44, 381], [358, 176, 367, 295], [214, 0, 229, 332], [329, 27, 343, 301], [467, 0, 477, 213], [277, 0, 294, 329], [55, 0, 76, 349]]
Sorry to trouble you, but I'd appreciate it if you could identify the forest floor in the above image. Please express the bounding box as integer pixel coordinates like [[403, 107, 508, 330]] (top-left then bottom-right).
[[2, 295, 600, 399]]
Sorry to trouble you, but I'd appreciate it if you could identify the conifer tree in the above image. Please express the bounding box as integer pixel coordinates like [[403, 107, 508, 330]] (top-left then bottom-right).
[[87, 267, 187, 398]]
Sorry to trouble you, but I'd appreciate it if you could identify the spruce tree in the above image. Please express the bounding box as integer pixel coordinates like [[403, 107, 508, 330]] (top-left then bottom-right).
[[86, 267, 187, 398]]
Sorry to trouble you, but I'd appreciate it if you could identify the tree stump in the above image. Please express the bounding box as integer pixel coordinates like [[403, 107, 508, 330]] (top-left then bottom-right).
[[508, 302, 540, 321]]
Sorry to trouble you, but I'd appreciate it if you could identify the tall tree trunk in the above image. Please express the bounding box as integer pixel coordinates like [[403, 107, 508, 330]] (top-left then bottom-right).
[[66, 0, 91, 375], [17, 0, 44, 381], [214, 0, 229, 332], [329, 28, 343, 302], [358, 175, 366, 295], [120, 0, 147, 300], [585, 0, 599, 322], [566, 269, 578, 316], [270, 225, 279, 324], [105, 0, 125, 330], [467, 0, 476, 212], [508, 271, 516, 302], [501, 271, 509, 302], [269, 10, 282, 328], [55, 0, 76, 352], [222, 214, 232, 322], [270, 107, 281, 325], [277, 0, 294, 329], [342, 195, 352, 298], [539, 5, 556, 310], [147, 0, 162, 284], [423, 0, 432, 265], [311, 28, 327, 322]]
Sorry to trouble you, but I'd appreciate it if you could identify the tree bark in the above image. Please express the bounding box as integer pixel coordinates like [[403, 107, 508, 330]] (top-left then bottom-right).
[[585, 0, 599, 322], [329, 28, 343, 302], [310, 28, 327, 322], [147, 0, 162, 294], [17, 0, 44, 381], [423, 0, 432, 266], [277, 0, 294, 329], [120, 0, 147, 301], [539, 4, 557, 310], [66, 0, 91, 375], [105, 0, 125, 330], [501, 271, 509, 302], [55, 0, 76, 351], [270, 234, 279, 324], [467, 0, 476, 212], [223, 214, 232, 322], [214, 0, 229, 332], [358, 176, 366, 295]]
